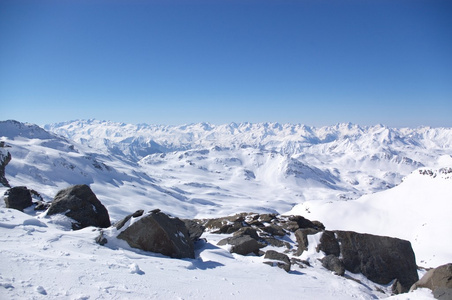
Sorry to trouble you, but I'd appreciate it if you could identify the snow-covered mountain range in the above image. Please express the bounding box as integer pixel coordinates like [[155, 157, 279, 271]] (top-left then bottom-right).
[[2, 119, 451, 219], [1, 119, 451, 299]]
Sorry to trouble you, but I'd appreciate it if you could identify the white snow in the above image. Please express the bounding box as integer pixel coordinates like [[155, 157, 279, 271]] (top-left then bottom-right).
[[1, 119, 450, 299]]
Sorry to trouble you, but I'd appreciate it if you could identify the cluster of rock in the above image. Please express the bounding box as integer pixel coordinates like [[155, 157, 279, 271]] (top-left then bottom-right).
[[3, 186, 49, 212], [2, 184, 451, 298], [197, 212, 421, 294]]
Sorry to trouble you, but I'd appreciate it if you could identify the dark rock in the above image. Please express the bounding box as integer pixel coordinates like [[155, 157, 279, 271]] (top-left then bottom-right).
[[4, 186, 33, 211], [311, 220, 326, 231], [132, 210, 145, 217], [34, 201, 51, 211], [410, 263, 452, 298], [391, 279, 405, 295], [204, 214, 247, 234], [182, 219, 205, 242], [47, 185, 111, 230], [117, 211, 194, 259], [247, 219, 264, 227], [259, 213, 277, 223], [95, 231, 108, 246], [322, 254, 345, 276], [217, 235, 265, 256], [291, 257, 310, 268], [0, 147, 11, 187], [316, 230, 340, 257], [334, 231, 419, 291], [262, 236, 287, 248], [281, 220, 302, 232], [29, 189, 43, 202], [233, 227, 260, 240], [115, 210, 145, 230], [288, 215, 319, 230], [263, 250, 291, 272], [294, 228, 319, 256], [261, 224, 286, 236]]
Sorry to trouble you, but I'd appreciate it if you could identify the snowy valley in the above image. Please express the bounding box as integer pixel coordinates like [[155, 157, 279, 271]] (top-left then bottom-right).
[[1, 119, 452, 299]]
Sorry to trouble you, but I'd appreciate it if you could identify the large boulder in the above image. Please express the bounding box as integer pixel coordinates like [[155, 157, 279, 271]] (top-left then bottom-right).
[[47, 185, 111, 230], [4, 186, 32, 211], [410, 263, 452, 299], [117, 210, 194, 259], [317, 230, 418, 292]]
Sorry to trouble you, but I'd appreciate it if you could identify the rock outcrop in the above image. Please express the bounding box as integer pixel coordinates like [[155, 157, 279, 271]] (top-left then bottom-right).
[[0, 144, 11, 187], [410, 263, 452, 299], [47, 185, 111, 230], [317, 230, 419, 292], [117, 210, 195, 259], [3, 186, 33, 211]]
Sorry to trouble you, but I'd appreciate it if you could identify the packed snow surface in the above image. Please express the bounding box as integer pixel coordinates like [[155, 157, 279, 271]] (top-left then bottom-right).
[[1, 119, 451, 299]]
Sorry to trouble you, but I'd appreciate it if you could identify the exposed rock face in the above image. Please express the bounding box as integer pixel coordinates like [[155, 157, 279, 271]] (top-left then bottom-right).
[[4, 186, 33, 211], [0, 145, 11, 187], [47, 185, 111, 230], [317, 230, 418, 292], [411, 263, 452, 299], [317, 230, 340, 257], [264, 250, 291, 272], [117, 211, 194, 259]]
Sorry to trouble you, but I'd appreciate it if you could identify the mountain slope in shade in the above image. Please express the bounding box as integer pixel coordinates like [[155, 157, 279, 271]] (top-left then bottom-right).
[[286, 165, 452, 268]]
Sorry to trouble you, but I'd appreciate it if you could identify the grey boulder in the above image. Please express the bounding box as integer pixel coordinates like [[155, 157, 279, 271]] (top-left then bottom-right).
[[47, 184, 111, 230], [117, 210, 194, 259], [4, 186, 33, 211]]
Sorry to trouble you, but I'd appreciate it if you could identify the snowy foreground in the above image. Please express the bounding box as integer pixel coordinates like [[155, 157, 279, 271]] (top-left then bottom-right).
[[1, 120, 452, 299], [0, 207, 434, 300]]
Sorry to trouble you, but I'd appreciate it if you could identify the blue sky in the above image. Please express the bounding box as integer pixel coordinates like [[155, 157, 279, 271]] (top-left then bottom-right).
[[0, 0, 451, 127]]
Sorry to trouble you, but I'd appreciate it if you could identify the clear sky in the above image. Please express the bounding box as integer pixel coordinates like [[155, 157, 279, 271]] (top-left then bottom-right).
[[0, 0, 451, 127]]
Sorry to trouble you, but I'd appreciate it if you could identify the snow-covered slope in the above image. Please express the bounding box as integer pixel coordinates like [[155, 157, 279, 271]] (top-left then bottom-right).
[[1, 206, 435, 300], [1, 119, 450, 299]]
